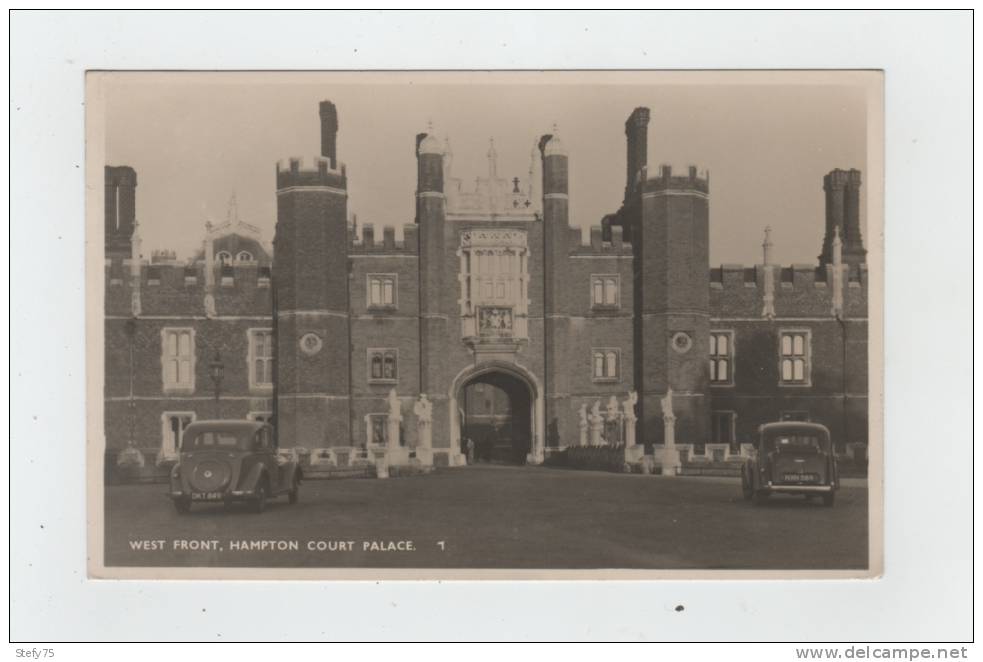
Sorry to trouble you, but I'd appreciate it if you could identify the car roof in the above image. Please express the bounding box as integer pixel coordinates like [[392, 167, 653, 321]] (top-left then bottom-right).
[[760, 421, 830, 435], [183, 420, 268, 434]]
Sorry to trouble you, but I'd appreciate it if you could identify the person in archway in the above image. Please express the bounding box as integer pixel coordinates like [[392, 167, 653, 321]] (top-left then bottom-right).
[[464, 437, 475, 465]]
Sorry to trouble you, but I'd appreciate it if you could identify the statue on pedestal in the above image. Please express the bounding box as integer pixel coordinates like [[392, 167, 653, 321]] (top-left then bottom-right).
[[661, 387, 676, 448], [622, 390, 638, 448], [588, 400, 604, 446], [413, 393, 433, 450], [577, 403, 589, 446], [386, 388, 402, 451]]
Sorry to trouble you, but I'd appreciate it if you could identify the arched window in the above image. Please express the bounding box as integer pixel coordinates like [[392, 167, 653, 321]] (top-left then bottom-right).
[[591, 274, 620, 308], [236, 250, 254, 262], [592, 348, 621, 382], [370, 355, 383, 380], [593, 352, 605, 378], [605, 351, 618, 378], [216, 251, 232, 265], [604, 278, 618, 305]]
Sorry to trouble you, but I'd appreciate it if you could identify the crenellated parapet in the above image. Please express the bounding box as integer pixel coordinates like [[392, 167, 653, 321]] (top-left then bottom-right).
[[570, 223, 634, 256], [104, 259, 272, 318], [709, 262, 868, 319], [349, 223, 419, 255], [275, 157, 347, 191], [641, 164, 710, 197]]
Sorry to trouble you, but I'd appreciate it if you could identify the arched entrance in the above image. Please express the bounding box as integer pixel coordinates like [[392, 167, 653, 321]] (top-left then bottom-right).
[[448, 362, 544, 465]]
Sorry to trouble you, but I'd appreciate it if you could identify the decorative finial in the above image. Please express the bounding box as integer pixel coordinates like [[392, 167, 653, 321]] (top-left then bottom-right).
[[487, 138, 498, 179], [551, 122, 559, 135], [762, 225, 774, 266], [426, 119, 434, 133], [226, 192, 239, 225]]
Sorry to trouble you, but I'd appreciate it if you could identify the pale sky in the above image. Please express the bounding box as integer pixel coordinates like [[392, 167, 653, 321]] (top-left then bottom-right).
[[98, 72, 869, 266]]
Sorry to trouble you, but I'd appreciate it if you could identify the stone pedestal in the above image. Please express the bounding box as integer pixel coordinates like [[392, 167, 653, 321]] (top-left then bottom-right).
[[415, 448, 434, 466], [624, 444, 644, 464], [578, 421, 588, 447], [589, 414, 603, 446], [386, 446, 411, 466], [375, 455, 389, 479], [657, 412, 680, 476], [654, 446, 681, 476]]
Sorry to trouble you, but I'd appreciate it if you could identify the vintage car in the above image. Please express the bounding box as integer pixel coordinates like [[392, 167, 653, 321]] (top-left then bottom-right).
[[741, 421, 838, 506], [168, 420, 302, 514]]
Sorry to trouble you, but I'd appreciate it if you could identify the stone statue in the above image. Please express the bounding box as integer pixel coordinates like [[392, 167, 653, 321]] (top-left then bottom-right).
[[606, 395, 620, 422], [661, 386, 675, 420], [588, 400, 604, 445], [577, 402, 589, 447], [413, 393, 432, 424], [623, 390, 638, 421]]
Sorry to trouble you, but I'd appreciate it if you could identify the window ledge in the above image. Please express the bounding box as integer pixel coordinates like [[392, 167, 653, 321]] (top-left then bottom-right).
[[591, 378, 621, 384], [368, 379, 398, 385], [367, 305, 399, 312]]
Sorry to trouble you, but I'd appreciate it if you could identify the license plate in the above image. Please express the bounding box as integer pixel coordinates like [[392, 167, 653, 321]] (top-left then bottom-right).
[[191, 492, 224, 501], [782, 473, 819, 483]]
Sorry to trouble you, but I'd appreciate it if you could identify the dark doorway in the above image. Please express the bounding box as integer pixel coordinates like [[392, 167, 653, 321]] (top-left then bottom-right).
[[460, 371, 532, 465]]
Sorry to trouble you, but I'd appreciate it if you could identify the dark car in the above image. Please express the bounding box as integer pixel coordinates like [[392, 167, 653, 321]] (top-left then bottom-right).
[[741, 421, 838, 507], [168, 420, 302, 514]]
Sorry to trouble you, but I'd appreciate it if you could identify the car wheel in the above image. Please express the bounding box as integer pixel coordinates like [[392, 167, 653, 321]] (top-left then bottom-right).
[[751, 490, 769, 506], [252, 482, 268, 514], [174, 498, 191, 514], [288, 477, 300, 505], [821, 492, 835, 508]]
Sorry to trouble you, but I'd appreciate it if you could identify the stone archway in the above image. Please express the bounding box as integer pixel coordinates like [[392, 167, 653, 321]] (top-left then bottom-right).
[[448, 362, 544, 465]]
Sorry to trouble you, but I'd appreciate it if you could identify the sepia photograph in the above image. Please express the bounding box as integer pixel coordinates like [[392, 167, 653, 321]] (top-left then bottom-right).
[[10, 7, 974, 647], [87, 70, 882, 579]]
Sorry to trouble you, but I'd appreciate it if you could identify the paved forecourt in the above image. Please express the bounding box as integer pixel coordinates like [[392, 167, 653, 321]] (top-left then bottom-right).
[[105, 465, 868, 570]]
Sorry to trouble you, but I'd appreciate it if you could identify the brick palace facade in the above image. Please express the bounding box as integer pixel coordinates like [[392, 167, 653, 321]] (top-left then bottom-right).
[[103, 100, 868, 471]]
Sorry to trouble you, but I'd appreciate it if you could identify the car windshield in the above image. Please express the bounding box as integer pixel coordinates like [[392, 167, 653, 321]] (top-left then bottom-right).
[[762, 432, 828, 453], [183, 431, 251, 451]]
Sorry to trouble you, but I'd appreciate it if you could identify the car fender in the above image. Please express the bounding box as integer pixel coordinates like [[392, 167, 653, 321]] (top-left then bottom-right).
[[282, 462, 303, 486], [240, 462, 271, 492]]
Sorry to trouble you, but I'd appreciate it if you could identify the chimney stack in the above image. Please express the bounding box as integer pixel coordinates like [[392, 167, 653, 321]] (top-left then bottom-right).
[[319, 101, 339, 169], [624, 107, 650, 201]]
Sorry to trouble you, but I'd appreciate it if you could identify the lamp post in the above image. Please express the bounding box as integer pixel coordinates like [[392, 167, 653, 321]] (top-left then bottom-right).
[[209, 350, 225, 419]]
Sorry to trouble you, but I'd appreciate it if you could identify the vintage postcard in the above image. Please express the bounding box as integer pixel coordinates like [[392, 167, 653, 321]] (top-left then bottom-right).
[[86, 70, 883, 579]]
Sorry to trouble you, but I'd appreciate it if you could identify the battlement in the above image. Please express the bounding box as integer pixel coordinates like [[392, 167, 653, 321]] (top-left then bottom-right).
[[642, 164, 710, 194], [571, 223, 633, 255], [709, 262, 868, 319], [276, 157, 347, 190], [104, 259, 273, 318], [349, 223, 419, 254]]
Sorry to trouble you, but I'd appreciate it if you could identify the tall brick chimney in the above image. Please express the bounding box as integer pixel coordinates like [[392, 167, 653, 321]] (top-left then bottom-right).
[[105, 165, 137, 260], [624, 107, 650, 202], [819, 168, 866, 269], [319, 101, 339, 169]]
